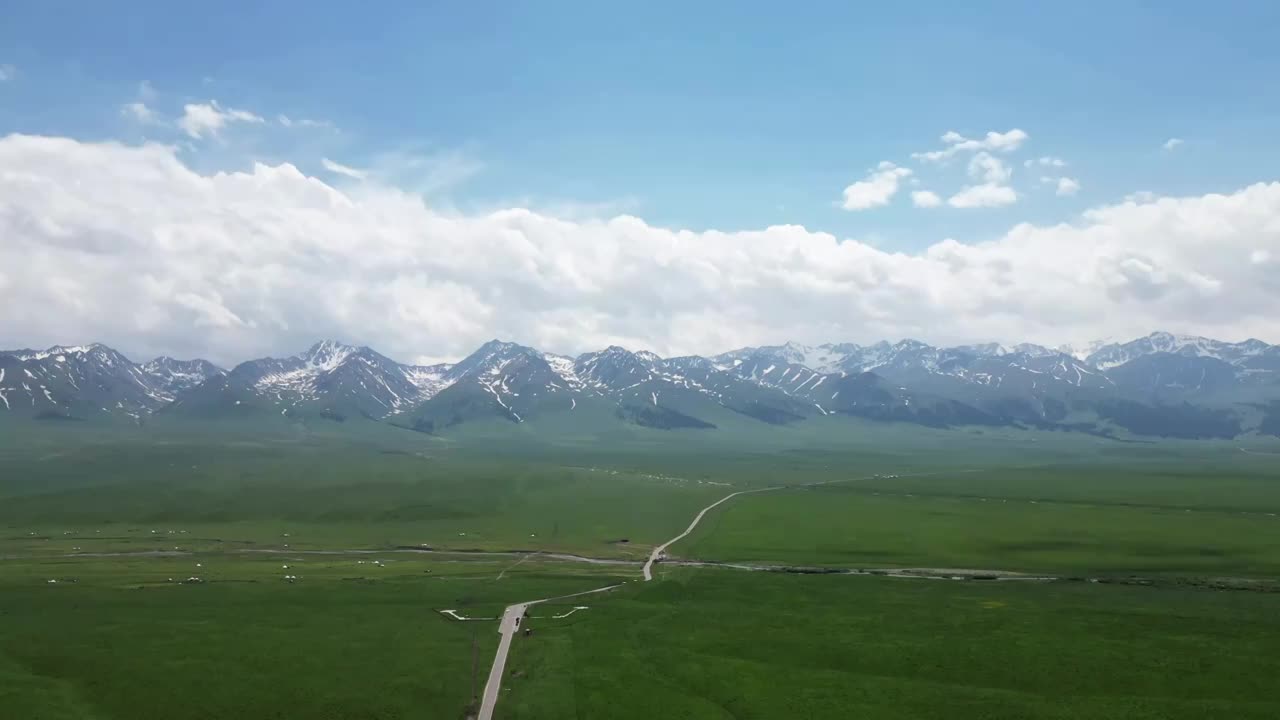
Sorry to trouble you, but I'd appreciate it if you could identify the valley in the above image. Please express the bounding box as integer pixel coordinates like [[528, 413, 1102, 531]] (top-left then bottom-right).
[[2, 424, 1278, 719]]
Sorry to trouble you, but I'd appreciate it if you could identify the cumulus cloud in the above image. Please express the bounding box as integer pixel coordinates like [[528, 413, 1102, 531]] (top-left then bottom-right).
[[178, 100, 264, 139], [911, 190, 942, 208], [1, 133, 1279, 365], [912, 129, 1028, 162], [121, 102, 159, 124], [1163, 137, 1184, 151], [968, 152, 1012, 184], [944, 153, 1017, 208], [947, 184, 1018, 208], [321, 157, 367, 180], [841, 161, 912, 211], [1056, 177, 1081, 196], [0, 64, 15, 82]]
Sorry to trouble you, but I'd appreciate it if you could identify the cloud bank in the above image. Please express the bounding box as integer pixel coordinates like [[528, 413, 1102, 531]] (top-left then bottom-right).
[[1, 134, 1278, 366]]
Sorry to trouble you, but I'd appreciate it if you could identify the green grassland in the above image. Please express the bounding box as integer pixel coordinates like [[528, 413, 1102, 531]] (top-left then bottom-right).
[[3, 422, 1280, 719], [0, 553, 631, 720], [0, 417, 1132, 562], [499, 568, 1280, 720], [676, 453, 1280, 577], [681, 484, 1280, 577], [0, 437, 736, 561]]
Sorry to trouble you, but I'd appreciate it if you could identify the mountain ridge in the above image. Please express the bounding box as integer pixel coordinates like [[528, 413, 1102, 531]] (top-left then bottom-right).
[[4, 332, 1278, 439]]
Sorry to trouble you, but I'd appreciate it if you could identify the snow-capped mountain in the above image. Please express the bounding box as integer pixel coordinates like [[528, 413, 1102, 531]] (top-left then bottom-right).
[[169, 340, 452, 420], [0, 343, 188, 419], [1085, 332, 1273, 370], [4, 331, 1279, 439], [712, 341, 862, 374], [1058, 338, 1117, 362], [141, 357, 225, 394]]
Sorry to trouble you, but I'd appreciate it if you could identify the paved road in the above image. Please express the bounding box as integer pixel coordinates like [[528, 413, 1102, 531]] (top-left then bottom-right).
[[477, 486, 786, 718], [475, 476, 889, 719], [476, 584, 622, 720], [477, 601, 536, 720]]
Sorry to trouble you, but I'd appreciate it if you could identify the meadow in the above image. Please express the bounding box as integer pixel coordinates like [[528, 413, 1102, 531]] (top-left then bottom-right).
[[499, 567, 1280, 720], [0, 433, 733, 560], [3, 422, 1279, 719], [680, 478, 1280, 577], [0, 552, 631, 720]]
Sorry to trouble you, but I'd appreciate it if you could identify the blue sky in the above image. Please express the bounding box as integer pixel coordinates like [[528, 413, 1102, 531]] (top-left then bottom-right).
[[3, 2, 1280, 362], [4, 1, 1279, 251]]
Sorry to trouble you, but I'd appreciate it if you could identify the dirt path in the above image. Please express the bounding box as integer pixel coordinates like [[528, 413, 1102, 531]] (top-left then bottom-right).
[[642, 486, 785, 581], [495, 552, 535, 580]]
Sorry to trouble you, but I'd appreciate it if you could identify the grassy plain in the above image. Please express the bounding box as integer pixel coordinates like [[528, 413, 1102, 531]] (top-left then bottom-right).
[[680, 456, 1280, 577], [3, 421, 1279, 719], [0, 552, 630, 720], [0, 435, 735, 560], [500, 567, 1280, 720]]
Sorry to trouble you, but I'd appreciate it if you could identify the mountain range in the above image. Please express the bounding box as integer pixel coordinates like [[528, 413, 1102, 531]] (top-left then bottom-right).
[[3, 332, 1279, 439]]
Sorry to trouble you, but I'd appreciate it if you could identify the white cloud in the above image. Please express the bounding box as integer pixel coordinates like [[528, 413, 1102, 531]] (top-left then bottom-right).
[[944, 153, 1017, 208], [178, 100, 264, 139], [121, 102, 159, 124], [911, 190, 942, 208], [321, 157, 367, 180], [1025, 156, 1066, 168], [278, 114, 333, 130], [1, 134, 1279, 364], [0, 64, 15, 82], [968, 152, 1012, 184], [841, 162, 912, 210], [912, 129, 1029, 162], [1056, 177, 1081, 196], [947, 184, 1018, 208], [1163, 137, 1184, 151]]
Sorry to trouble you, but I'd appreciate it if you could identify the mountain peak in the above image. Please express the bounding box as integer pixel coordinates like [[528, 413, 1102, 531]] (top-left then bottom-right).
[[6, 343, 113, 361], [303, 340, 359, 369]]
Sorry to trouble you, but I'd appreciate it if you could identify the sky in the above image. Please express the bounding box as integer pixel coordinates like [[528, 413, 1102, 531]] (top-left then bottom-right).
[[2, 1, 1280, 366]]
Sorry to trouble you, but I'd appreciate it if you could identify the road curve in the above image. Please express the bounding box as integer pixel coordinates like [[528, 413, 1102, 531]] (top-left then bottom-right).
[[642, 486, 783, 581], [477, 481, 834, 719], [475, 488, 775, 718]]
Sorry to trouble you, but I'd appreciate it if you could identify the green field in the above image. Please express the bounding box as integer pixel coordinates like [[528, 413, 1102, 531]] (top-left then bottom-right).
[[499, 568, 1280, 720], [0, 437, 735, 560], [680, 477, 1280, 577], [3, 424, 1280, 719], [0, 553, 630, 720]]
